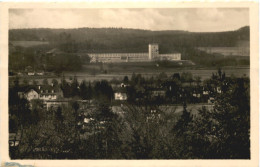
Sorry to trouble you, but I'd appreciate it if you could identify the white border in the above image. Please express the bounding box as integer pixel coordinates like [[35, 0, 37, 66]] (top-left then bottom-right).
[[0, 1, 259, 167]]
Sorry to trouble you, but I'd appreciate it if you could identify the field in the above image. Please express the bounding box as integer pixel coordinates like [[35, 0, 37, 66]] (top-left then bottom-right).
[[63, 62, 249, 82], [64, 67, 249, 83], [10, 62, 249, 85], [10, 41, 49, 48], [112, 104, 214, 116], [197, 47, 249, 57]]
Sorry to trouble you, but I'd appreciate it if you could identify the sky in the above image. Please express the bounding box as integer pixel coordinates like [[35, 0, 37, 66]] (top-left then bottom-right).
[[9, 8, 249, 32]]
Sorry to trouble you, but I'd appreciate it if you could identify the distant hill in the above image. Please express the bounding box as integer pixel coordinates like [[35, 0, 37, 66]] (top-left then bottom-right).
[[9, 26, 249, 53], [9, 26, 250, 72]]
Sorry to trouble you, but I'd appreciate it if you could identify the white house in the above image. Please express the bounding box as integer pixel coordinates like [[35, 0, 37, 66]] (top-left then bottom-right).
[[25, 89, 39, 101], [217, 87, 222, 94], [114, 92, 127, 100], [38, 85, 63, 101], [27, 72, 35, 76], [208, 97, 215, 104], [36, 71, 44, 76], [18, 85, 64, 106], [203, 90, 209, 95], [45, 99, 68, 110]]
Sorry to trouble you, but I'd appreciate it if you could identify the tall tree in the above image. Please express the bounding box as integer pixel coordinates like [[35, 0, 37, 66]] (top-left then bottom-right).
[[71, 75, 79, 97], [42, 78, 49, 85], [79, 80, 88, 100], [212, 77, 250, 158]]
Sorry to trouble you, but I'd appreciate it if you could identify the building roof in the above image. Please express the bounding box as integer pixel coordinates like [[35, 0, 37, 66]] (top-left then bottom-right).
[[22, 84, 61, 94], [46, 48, 64, 54], [38, 85, 62, 94], [114, 87, 127, 93], [9, 132, 21, 141], [23, 86, 40, 94]]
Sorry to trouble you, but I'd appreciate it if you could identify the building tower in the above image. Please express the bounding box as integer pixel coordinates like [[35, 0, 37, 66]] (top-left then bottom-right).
[[148, 43, 159, 60]]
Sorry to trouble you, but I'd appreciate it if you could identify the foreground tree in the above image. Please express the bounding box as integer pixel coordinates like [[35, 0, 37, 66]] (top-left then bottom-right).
[[187, 76, 250, 159], [212, 77, 250, 158]]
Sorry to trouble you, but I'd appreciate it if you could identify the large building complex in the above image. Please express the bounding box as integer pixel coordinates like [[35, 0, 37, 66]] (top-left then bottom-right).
[[89, 44, 181, 63]]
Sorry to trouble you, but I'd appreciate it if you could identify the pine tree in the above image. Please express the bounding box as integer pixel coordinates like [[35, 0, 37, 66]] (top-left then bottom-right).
[[212, 77, 250, 158], [172, 101, 193, 158], [79, 80, 88, 100]]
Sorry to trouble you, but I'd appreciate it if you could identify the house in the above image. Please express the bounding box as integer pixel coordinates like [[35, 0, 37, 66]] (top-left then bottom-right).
[[216, 86, 222, 94], [24, 89, 39, 101], [208, 97, 215, 104], [18, 84, 63, 102], [38, 85, 63, 100], [192, 93, 201, 98], [202, 86, 210, 95], [45, 99, 69, 110], [27, 71, 35, 76], [16, 84, 66, 111], [151, 89, 166, 97], [9, 132, 21, 147], [203, 90, 209, 95], [114, 92, 127, 100], [38, 84, 65, 110], [146, 109, 161, 123], [114, 87, 127, 101], [36, 71, 44, 76]]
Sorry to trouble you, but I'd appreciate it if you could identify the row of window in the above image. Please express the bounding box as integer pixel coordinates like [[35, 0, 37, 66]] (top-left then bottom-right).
[[39, 95, 57, 98], [40, 90, 55, 93], [90, 54, 148, 58]]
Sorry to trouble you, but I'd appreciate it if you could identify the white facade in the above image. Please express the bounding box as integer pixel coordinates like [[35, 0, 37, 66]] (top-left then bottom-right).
[[159, 53, 181, 61], [89, 53, 148, 63], [45, 100, 68, 110], [28, 72, 35, 76], [25, 89, 39, 101], [89, 44, 181, 63], [25, 90, 58, 101], [39, 94, 57, 100], [114, 92, 127, 100], [21, 85, 63, 102], [36, 72, 44, 76], [148, 43, 159, 60]]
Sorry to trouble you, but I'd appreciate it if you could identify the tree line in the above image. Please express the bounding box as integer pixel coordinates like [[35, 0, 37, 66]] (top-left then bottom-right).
[[9, 26, 249, 49]]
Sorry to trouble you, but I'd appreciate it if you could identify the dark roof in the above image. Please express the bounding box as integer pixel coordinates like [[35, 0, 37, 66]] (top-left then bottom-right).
[[22, 85, 40, 94], [24, 89, 39, 94], [38, 84, 60, 90], [9, 132, 21, 141], [40, 93, 58, 95], [22, 85, 61, 94], [46, 48, 64, 54], [114, 87, 127, 93]]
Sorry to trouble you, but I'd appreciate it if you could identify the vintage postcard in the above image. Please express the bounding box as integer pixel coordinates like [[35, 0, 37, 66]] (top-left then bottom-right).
[[0, 1, 259, 167]]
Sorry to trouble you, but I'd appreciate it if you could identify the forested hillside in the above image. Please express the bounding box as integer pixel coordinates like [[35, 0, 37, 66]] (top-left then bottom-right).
[[9, 26, 249, 53], [9, 26, 250, 72]]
